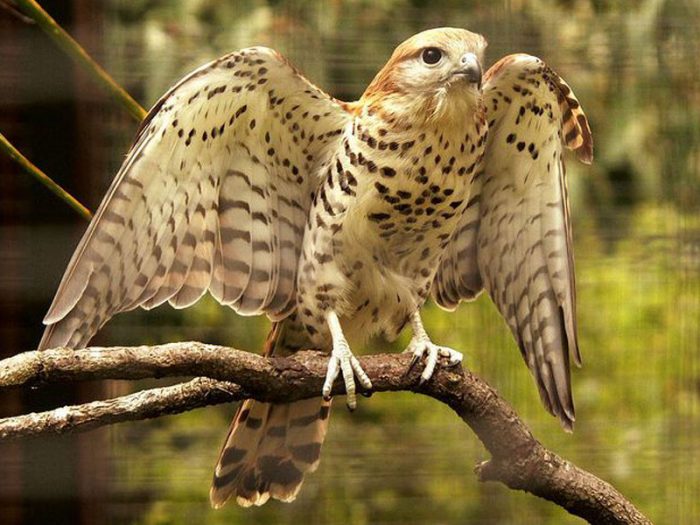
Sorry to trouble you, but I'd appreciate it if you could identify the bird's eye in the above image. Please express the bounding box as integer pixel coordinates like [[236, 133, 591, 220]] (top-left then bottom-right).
[[421, 47, 443, 65]]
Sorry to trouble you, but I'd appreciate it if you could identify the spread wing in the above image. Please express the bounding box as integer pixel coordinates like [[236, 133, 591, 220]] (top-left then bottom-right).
[[433, 54, 593, 430], [40, 47, 350, 350]]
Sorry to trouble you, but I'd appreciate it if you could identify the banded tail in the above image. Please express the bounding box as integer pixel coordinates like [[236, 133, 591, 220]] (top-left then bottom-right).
[[210, 319, 331, 507]]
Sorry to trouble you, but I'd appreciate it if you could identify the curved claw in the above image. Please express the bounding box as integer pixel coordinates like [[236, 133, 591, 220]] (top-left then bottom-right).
[[404, 338, 463, 384], [322, 342, 372, 410], [407, 352, 421, 373]]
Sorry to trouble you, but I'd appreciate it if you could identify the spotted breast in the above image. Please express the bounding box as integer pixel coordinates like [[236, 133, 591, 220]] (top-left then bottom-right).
[[297, 106, 487, 346]]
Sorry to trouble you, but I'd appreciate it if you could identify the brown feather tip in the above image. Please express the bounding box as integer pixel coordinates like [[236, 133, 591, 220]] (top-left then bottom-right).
[[574, 118, 594, 165], [552, 70, 594, 165], [561, 418, 575, 434]]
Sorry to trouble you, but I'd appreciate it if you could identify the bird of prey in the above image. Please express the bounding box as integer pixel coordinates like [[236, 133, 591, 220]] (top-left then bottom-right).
[[39, 27, 592, 507]]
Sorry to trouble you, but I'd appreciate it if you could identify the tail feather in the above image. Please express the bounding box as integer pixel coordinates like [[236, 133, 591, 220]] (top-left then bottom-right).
[[210, 398, 331, 507], [210, 318, 331, 508]]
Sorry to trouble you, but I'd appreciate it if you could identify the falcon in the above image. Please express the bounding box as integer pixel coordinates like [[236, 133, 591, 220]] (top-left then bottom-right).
[[38, 27, 593, 507]]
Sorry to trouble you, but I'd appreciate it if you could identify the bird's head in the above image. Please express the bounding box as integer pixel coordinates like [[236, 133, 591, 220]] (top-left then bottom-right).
[[360, 27, 487, 127]]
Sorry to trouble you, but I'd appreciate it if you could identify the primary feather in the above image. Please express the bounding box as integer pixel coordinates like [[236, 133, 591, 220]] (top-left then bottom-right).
[[39, 47, 350, 350], [433, 54, 593, 430]]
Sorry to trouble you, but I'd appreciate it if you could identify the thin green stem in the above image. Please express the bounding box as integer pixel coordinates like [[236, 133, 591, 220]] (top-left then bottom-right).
[[15, 0, 146, 122], [0, 132, 92, 221]]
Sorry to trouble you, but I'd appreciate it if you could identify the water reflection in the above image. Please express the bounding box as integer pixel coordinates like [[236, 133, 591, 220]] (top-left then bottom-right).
[[0, 1, 698, 524]]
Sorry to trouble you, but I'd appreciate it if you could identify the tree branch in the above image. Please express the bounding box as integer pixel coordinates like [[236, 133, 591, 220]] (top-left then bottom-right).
[[0, 343, 652, 525], [0, 377, 242, 439]]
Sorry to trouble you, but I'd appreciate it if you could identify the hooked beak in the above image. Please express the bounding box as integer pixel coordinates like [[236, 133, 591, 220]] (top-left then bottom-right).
[[451, 52, 482, 89]]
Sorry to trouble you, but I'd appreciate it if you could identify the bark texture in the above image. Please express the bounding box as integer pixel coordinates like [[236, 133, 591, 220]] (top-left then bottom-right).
[[0, 343, 652, 525]]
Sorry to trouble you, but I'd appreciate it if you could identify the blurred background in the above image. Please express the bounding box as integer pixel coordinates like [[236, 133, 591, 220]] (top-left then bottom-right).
[[0, 0, 698, 524]]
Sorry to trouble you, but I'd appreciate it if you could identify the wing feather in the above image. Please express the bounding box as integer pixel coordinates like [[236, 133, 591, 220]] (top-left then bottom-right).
[[40, 47, 350, 349], [433, 54, 592, 430]]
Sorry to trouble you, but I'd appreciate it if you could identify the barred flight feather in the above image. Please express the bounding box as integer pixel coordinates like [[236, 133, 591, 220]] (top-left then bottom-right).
[[39, 47, 350, 350], [433, 54, 592, 430]]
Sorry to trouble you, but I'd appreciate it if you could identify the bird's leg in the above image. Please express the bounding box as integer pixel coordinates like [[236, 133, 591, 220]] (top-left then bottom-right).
[[405, 311, 463, 384], [322, 311, 372, 410]]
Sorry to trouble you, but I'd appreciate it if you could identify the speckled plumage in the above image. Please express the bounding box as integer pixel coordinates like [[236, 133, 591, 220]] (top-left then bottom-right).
[[296, 101, 487, 347], [39, 28, 592, 508]]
